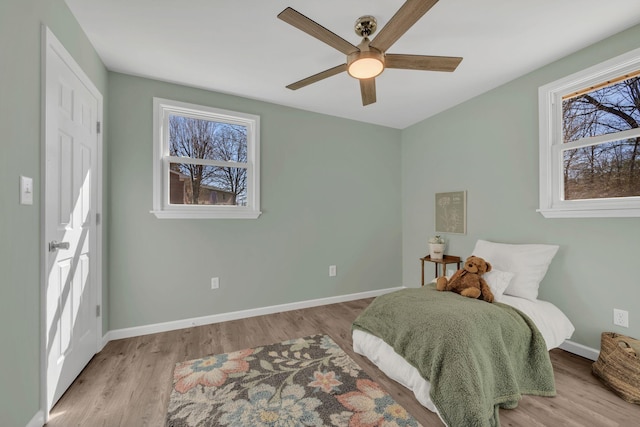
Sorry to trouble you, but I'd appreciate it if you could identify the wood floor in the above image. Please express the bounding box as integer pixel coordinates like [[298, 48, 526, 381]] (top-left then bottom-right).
[[48, 298, 640, 426]]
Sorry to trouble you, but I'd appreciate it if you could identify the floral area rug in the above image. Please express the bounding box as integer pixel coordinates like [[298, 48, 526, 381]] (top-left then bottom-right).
[[166, 334, 422, 427]]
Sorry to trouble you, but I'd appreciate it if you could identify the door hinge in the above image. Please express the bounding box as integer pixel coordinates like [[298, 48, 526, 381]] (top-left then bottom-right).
[[97, 121, 101, 134], [96, 212, 101, 225], [96, 305, 101, 317]]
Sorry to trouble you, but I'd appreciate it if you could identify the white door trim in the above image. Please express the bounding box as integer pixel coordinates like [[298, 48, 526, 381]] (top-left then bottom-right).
[[40, 25, 104, 420]]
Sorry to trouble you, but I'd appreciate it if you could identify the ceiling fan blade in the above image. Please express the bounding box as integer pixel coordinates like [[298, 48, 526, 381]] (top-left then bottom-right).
[[385, 54, 462, 72], [278, 7, 358, 55], [360, 78, 376, 106], [286, 64, 348, 90], [370, 0, 439, 52]]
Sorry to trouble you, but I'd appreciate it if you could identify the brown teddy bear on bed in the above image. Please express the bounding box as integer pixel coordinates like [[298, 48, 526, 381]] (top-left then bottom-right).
[[436, 255, 494, 303]]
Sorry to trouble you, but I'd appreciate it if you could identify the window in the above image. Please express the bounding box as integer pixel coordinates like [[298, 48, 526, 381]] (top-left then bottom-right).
[[152, 98, 261, 219], [538, 47, 640, 218]]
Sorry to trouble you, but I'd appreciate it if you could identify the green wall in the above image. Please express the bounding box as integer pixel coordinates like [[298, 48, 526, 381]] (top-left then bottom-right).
[[402, 24, 640, 350], [0, 1, 107, 426], [107, 72, 402, 330]]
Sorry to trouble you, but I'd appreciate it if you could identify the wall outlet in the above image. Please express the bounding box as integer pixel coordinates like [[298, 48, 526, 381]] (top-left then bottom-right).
[[329, 265, 337, 277], [211, 277, 220, 290], [613, 308, 629, 327]]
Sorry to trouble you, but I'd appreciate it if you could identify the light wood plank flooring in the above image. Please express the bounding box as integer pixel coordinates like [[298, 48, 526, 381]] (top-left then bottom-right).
[[47, 298, 640, 426]]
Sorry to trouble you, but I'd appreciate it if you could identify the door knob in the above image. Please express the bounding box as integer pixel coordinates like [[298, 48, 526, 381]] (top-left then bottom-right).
[[49, 241, 70, 252]]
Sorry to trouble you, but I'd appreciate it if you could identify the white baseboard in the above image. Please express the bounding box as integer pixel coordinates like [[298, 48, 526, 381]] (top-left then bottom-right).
[[25, 411, 44, 427], [103, 289, 601, 364], [105, 287, 404, 343], [559, 339, 599, 361], [101, 332, 110, 350]]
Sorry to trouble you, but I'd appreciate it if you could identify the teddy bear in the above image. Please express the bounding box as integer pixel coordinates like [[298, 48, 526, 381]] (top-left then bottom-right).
[[436, 255, 494, 302]]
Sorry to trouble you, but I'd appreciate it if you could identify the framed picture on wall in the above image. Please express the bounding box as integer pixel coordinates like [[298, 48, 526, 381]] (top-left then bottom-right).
[[435, 191, 466, 234]]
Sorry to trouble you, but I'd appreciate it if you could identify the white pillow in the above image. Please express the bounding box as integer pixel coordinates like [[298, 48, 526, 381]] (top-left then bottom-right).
[[472, 240, 559, 301], [482, 269, 515, 300]]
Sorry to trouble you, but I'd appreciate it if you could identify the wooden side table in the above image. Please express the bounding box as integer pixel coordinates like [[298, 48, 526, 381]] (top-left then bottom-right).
[[420, 255, 462, 286]]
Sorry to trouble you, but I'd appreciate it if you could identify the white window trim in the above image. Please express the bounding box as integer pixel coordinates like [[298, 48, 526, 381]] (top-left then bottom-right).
[[151, 97, 261, 219], [538, 47, 640, 218]]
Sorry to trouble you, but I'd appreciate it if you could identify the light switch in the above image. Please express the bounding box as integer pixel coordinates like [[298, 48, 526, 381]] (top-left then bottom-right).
[[20, 176, 33, 205]]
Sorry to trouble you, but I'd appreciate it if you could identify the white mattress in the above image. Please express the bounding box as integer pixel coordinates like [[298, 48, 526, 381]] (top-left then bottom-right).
[[352, 293, 575, 423]]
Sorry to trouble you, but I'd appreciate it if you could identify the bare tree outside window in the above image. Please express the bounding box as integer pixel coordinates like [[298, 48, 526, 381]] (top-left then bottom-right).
[[168, 115, 248, 206], [562, 75, 640, 200]]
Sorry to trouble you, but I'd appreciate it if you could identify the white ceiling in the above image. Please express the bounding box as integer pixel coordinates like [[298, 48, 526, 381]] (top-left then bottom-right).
[[65, 0, 640, 129]]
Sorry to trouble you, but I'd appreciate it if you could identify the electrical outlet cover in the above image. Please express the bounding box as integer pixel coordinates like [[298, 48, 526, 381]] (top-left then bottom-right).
[[613, 309, 629, 327], [329, 265, 336, 277]]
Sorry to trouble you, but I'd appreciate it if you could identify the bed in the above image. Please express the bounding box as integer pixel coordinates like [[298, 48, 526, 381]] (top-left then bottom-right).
[[352, 240, 575, 427]]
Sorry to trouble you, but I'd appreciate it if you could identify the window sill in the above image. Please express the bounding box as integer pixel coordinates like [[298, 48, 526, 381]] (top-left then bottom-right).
[[537, 207, 640, 218], [151, 209, 262, 219]]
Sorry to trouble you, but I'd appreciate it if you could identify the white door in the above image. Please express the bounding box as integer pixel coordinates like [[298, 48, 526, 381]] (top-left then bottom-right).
[[43, 27, 102, 412]]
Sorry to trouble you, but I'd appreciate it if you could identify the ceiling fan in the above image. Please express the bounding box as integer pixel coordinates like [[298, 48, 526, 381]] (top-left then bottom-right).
[[277, 0, 463, 106]]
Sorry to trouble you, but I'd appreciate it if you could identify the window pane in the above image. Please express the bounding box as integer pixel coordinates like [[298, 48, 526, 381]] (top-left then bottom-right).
[[562, 76, 639, 144], [169, 115, 247, 163], [169, 163, 247, 206], [563, 138, 640, 200]]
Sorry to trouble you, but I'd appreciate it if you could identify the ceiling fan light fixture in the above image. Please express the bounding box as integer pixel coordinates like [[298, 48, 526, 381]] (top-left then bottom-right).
[[347, 50, 384, 79]]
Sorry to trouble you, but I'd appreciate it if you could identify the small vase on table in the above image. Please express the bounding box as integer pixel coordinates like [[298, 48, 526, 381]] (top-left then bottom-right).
[[428, 235, 445, 260]]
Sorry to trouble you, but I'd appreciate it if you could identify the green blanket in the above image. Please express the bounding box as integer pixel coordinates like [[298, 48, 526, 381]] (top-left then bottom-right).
[[352, 285, 555, 427]]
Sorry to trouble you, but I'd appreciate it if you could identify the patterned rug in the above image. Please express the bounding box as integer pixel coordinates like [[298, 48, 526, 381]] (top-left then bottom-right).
[[166, 334, 422, 426]]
